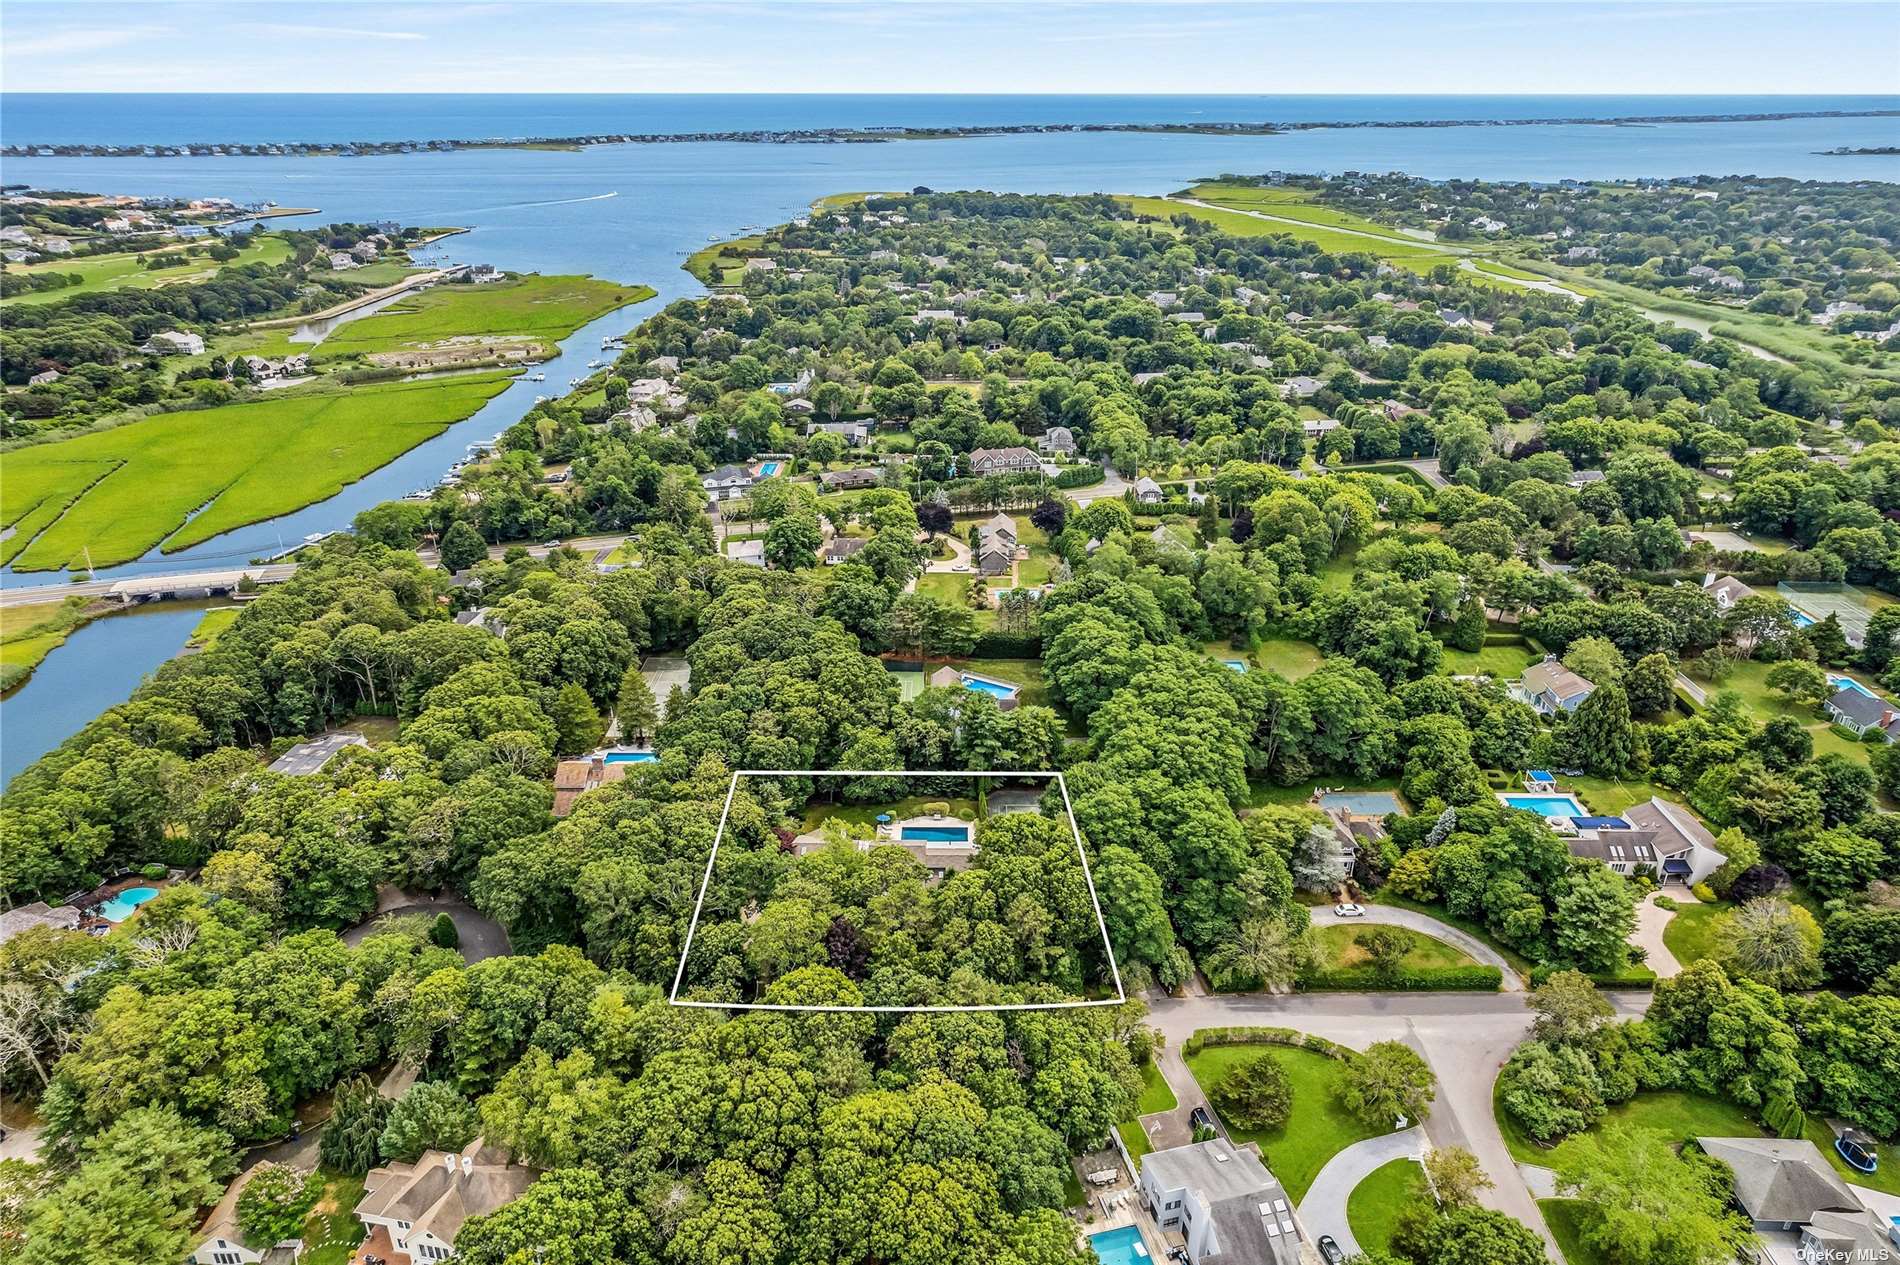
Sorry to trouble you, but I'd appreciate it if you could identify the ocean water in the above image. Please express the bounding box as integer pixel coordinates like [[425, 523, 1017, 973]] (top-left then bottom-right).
[[8, 93, 1896, 146], [2, 94, 1897, 778]]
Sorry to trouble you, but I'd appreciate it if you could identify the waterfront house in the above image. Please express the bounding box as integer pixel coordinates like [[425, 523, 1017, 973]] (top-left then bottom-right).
[[1823, 685, 1900, 741], [1138, 1139, 1306, 1265], [967, 446, 1041, 476], [702, 464, 755, 502], [1511, 656, 1595, 716], [354, 1140, 535, 1265], [1037, 426, 1076, 456]]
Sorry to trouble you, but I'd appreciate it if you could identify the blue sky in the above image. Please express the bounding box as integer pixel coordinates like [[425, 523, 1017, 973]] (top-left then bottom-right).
[[4, 1, 1896, 95]]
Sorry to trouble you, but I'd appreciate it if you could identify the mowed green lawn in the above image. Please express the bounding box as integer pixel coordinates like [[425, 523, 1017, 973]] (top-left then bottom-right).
[[1347, 1158, 1428, 1254], [1184, 1041, 1394, 1201], [2, 372, 516, 570], [1118, 192, 1464, 278], [314, 275, 648, 360], [1660, 901, 1727, 969], [1312, 924, 1479, 971], [2, 235, 294, 306], [1707, 660, 1869, 763]]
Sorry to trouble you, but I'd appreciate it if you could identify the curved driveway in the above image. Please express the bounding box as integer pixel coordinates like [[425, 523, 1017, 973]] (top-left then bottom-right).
[[1310, 904, 1525, 992], [1297, 1126, 1426, 1258]]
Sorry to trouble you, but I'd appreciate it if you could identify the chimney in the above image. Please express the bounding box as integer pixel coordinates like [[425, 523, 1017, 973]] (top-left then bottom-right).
[[460, 1154, 474, 1179]]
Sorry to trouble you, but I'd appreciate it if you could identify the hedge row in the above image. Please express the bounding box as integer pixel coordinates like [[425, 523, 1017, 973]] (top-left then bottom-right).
[[969, 632, 1040, 659], [1181, 1026, 1358, 1062], [1528, 963, 1656, 989], [1053, 465, 1105, 489], [1297, 965, 1503, 992]]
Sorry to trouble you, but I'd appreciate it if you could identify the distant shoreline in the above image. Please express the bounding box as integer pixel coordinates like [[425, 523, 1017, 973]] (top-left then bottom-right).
[[1816, 146, 1900, 156], [6, 108, 1897, 159]]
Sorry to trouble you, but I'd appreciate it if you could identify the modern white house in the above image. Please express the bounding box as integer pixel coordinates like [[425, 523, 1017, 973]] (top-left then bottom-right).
[[354, 1140, 535, 1265], [1138, 1139, 1306, 1265]]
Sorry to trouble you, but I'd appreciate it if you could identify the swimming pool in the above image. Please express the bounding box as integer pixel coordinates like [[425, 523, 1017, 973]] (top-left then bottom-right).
[[603, 750, 657, 764], [1501, 793, 1588, 818], [900, 825, 972, 843], [1088, 1226, 1149, 1265], [1829, 674, 1877, 699], [758, 461, 780, 477], [97, 886, 159, 922], [960, 673, 1020, 700], [1790, 608, 1816, 629], [1224, 660, 1248, 673]]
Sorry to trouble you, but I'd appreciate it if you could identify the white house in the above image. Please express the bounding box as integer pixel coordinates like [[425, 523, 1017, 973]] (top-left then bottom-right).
[[27, 369, 60, 387], [354, 1141, 535, 1265], [1139, 1140, 1306, 1265], [187, 1234, 301, 1265], [1704, 574, 1756, 611], [140, 329, 206, 356], [702, 464, 755, 502]]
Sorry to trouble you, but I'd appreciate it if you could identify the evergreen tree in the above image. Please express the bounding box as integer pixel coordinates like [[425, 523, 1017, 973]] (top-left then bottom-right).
[[1569, 682, 1635, 776], [1447, 598, 1486, 653], [439, 520, 488, 572], [550, 683, 606, 755], [1625, 652, 1677, 717], [319, 1076, 389, 1175], [613, 666, 659, 743]]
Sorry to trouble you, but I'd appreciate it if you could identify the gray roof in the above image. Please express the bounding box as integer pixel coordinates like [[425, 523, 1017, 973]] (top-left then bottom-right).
[[1619, 797, 1718, 858], [1521, 658, 1594, 705], [1825, 686, 1894, 730], [1803, 1209, 1892, 1256], [1565, 830, 1659, 865], [0, 901, 81, 945], [357, 1142, 535, 1248], [1697, 1137, 1861, 1224]]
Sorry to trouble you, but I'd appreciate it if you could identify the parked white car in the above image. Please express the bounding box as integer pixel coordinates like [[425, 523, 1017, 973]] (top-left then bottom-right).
[[1333, 903, 1365, 917]]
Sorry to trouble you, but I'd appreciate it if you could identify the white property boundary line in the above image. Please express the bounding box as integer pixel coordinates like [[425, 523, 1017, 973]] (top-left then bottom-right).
[[668, 770, 1127, 1013]]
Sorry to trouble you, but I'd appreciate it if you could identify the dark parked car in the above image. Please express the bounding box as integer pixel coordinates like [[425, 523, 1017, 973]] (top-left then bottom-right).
[[1189, 1105, 1216, 1135], [1318, 1235, 1345, 1264]]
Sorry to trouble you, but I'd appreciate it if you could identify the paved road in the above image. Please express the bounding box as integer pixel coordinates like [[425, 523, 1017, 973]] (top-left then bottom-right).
[[1297, 1125, 1426, 1258], [1310, 904, 1526, 992], [342, 893, 511, 962], [1144, 990, 1653, 1263], [1170, 197, 1467, 258]]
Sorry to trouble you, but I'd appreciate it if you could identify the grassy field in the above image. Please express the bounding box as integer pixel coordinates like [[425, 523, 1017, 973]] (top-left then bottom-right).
[[916, 571, 972, 604], [1312, 924, 1479, 972], [1255, 637, 1326, 679], [311, 275, 647, 361], [2, 371, 517, 570], [298, 1169, 368, 1265], [1707, 660, 1867, 763], [1512, 259, 1900, 383], [1541, 1198, 1610, 1265], [1559, 774, 1684, 816], [185, 605, 243, 650], [3, 235, 294, 307], [686, 235, 767, 286], [1137, 1058, 1179, 1115], [1440, 640, 1539, 679], [957, 657, 1053, 708], [1501, 1088, 1899, 1198], [1660, 900, 1727, 969], [1347, 1158, 1428, 1254], [0, 599, 95, 691], [1120, 184, 1515, 283], [1184, 1041, 1393, 1201]]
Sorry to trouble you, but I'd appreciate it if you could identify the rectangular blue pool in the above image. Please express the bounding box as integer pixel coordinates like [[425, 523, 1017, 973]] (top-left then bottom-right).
[[603, 750, 657, 764], [1224, 659, 1248, 673], [757, 461, 780, 476], [961, 673, 1019, 699], [900, 825, 972, 843], [1501, 793, 1588, 817], [1088, 1226, 1148, 1265], [1829, 674, 1877, 699]]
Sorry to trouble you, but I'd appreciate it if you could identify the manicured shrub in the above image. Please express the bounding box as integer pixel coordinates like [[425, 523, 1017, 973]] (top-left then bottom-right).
[[1210, 1053, 1293, 1131]]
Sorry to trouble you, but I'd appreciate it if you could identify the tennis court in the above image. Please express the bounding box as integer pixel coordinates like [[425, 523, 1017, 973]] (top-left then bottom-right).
[[1777, 582, 1886, 645]]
